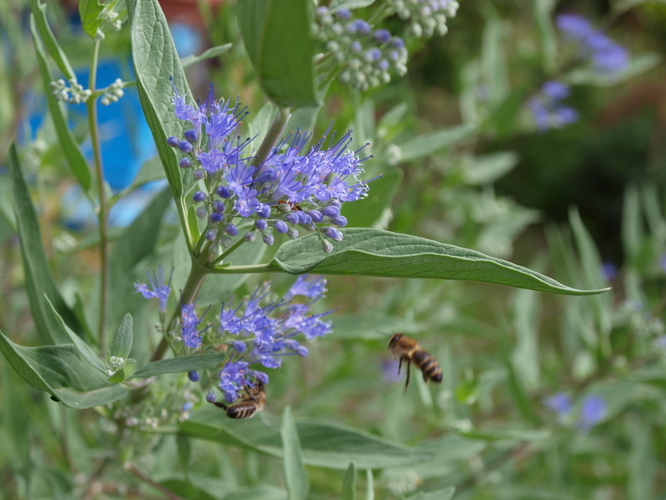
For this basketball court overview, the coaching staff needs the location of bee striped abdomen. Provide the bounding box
[412,349,443,383]
[227,402,261,419]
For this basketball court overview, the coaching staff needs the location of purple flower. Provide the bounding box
[556,14,629,75]
[381,359,403,383]
[528,81,579,132]
[134,265,173,312]
[543,392,572,418]
[601,262,618,281]
[285,275,328,300]
[182,304,207,348]
[577,394,606,431]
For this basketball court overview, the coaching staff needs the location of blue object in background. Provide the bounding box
[68,59,155,192]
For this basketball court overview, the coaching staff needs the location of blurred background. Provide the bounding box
[2,0,666,498]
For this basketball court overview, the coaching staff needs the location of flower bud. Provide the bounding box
[178,141,193,153]
[216,186,230,198]
[210,212,224,223]
[274,220,288,233]
[307,210,323,223]
[232,341,246,353]
[184,129,199,143]
[193,191,207,202]
[179,158,191,168]
[321,239,334,253]
[255,219,268,231]
[257,205,271,218]
[206,392,216,403]
[187,371,200,382]
[205,230,217,241]
[332,215,348,227]
[322,205,340,217]
[262,233,274,246]
[225,224,238,236]
[196,207,207,218]
[193,169,205,180]
[167,136,179,148]
[244,231,256,242]
[212,201,225,212]
[287,228,299,239]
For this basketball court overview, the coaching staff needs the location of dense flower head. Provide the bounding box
[181,276,333,403]
[528,80,579,132]
[556,14,629,75]
[313,7,408,90]
[169,86,371,253]
[390,0,460,38]
[134,265,173,312]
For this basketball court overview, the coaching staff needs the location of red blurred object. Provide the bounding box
[160,0,226,27]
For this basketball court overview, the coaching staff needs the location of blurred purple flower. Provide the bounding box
[556,14,629,75]
[601,262,618,281]
[659,254,666,272]
[577,394,606,431]
[382,358,403,383]
[543,392,572,418]
[528,81,579,132]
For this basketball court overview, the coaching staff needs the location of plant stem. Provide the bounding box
[210,237,246,266]
[250,107,291,168]
[124,463,188,500]
[150,247,212,362]
[87,39,108,353]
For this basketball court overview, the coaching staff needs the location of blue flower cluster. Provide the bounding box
[543,392,607,431]
[177,276,333,404]
[314,7,408,91]
[169,86,369,253]
[556,14,629,76]
[528,81,579,132]
[390,0,459,38]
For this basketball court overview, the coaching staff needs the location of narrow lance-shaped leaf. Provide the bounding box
[342,462,357,500]
[213,229,610,296]
[127,0,195,251]
[132,353,228,379]
[8,144,84,344]
[238,0,319,108]
[281,407,309,500]
[45,296,106,374]
[405,487,455,500]
[110,313,133,360]
[30,17,92,192]
[0,330,127,409]
[181,43,233,68]
[181,407,433,469]
[28,0,76,81]
[79,0,104,38]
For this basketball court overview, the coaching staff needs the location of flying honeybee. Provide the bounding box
[388,333,442,390]
[209,381,266,419]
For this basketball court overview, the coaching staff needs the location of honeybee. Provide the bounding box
[388,333,442,390]
[210,381,266,419]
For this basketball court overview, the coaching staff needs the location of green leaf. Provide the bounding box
[110,313,133,360]
[79,0,104,38]
[224,486,287,500]
[365,470,374,500]
[127,0,195,250]
[181,43,233,68]
[159,478,216,500]
[240,229,610,295]
[45,296,106,374]
[132,353,227,379]
[8,144,84,344]
[342,169,402,228]
[564,53,661,87]
[130,156,165,188]
[464,151,519,185]
[405,487,455,500]
[281,407,309,500]
[342,462,356,500]
[481,16,509,106]
[331,0,377,8]
[180,407,434,469]
[396,124,475,163]
[28,0,76,81]
[460,429,550,442]
[237,0,318,108]
[0,330,127,409]
[30,18,92,192]
[533,0,557,71]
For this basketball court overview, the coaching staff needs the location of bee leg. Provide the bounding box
[404,360,411,393]
[211,401,229,411]
[397,357,403,375]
